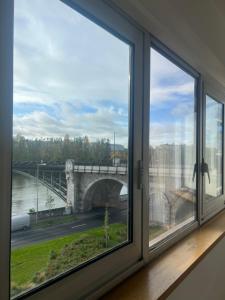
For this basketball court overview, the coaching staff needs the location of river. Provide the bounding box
[12,173,65,216]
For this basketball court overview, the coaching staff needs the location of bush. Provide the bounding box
[11,282,34,298]
[49,250,58,260]
[12,224,127,294]
[44,237,105,279]
[32,271,46,284]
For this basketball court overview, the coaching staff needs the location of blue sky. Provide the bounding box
[13,0,130,145]
[13,0,196,147]
[150,49,195,146]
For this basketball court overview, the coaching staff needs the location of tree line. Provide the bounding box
[13,134,113,165]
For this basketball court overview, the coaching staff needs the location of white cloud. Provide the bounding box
[13,0,131,145]
[150,48,195,106]
[13,0,196,148]
[171,101,195,117]
[13,102,129,146]
[150,120,195,146]
[14,0,130,106]
[150,82,195,105]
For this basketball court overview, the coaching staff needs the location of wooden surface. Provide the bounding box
[102,210,225,300]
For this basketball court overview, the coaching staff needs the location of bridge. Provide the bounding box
[65,160,128,212]
[13,161,67,201]
[12,160,194,227]
[12,160,128,213]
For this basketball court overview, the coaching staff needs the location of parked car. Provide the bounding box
[11,214,30,232]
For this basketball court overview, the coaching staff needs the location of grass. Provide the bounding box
[11,223,126,291]
[31,214,77,229]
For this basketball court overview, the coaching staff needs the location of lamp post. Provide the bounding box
[113,131,116,166]
[36,162,46,224]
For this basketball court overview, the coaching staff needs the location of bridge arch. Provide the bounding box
[82,177,127,211]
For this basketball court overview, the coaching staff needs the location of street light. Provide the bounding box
[113,131,116,166]
[36,162,46,224]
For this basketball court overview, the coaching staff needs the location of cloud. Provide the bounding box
[150,48,195,106]
[13,102,129,145]
[14,0,130,106]
[13,0,131,145]
[150,82,195,105]
[13,0,196,148]
[171,101,195,117]
[150,120,195,146]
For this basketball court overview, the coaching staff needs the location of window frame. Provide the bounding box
[201,90,225,224]
[1,0,145,299]
[147,36,201,260]
[2,0,225,299]
[0,1,14,300]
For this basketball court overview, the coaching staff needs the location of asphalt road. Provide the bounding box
[11,208,128,249]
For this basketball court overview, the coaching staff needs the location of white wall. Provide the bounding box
[167,237,225,300]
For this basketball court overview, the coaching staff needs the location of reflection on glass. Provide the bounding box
[205,95,223,198]
[149,48,196,244]
[11,0,130,297]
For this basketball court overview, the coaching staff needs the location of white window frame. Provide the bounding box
[1,0,145,299]
[146,37,201,260]
[201,88,225,224]
[2,1,225,299]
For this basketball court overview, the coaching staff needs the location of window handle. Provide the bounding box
[201,159,210,184]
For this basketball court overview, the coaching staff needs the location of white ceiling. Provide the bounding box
[112,0,225,95]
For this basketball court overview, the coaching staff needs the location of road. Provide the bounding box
[11,208,127,249]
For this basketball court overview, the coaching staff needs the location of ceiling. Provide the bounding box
[112,0,225,96]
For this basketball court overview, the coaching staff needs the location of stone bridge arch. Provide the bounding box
[82,177,127,211]
[65,160,128,213]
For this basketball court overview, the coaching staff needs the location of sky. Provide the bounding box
[13,0,196,147]
[150,49,196,146]
[13,0,130,145]
[206,95,223,150]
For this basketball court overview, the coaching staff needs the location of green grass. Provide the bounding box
[11,223,126,289]
[31,214,77,229]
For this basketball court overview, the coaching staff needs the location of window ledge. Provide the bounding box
[102,210,225,300]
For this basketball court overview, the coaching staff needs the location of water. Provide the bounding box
[12,173,65,216]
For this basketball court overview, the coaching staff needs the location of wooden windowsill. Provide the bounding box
[102,210,225,300]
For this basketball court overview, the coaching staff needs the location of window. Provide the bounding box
[203,95,224,218]
[149,47,197,246]
[8,0,143,299]
[1,1,225,299]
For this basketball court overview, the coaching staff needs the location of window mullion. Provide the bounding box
[0,1,14,299]
[142,32,150,262]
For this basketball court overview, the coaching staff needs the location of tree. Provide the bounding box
[45,193,55,216]
[104,205,109,248]
[12,135,114,165]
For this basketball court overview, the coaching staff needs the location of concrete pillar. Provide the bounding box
[65,160,79,213]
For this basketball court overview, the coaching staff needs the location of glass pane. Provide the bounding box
[12,0,130,297]
[205,95,223,199]
[149,48,196,245]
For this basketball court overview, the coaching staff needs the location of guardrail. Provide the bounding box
[72,165,128,175]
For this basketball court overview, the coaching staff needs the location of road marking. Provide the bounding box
[72,224,86,229]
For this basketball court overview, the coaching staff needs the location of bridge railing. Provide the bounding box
[73,164,128,175]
